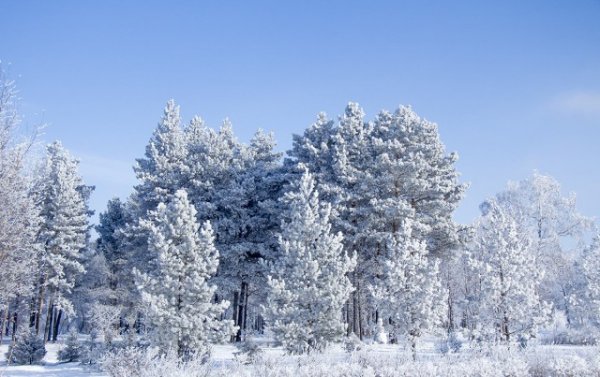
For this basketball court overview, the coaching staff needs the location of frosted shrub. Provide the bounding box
[234,340,263,364]
[344,334,363,353]
[101,347,212,377]
[5,328,46,365]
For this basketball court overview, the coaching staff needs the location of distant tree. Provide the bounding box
[581,234,600,326]
[494,172,594,325]
[265,169,356,354]
[467,201,551,344]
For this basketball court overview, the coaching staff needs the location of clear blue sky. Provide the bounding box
[1,0,599,225]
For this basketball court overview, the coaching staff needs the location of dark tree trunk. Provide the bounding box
[4,307,10,337]
[231,291,239,342]
[235,282,248,342]
[34,274,47,335]
[52,309,62,342]
[0,308,5,344]
[44,302,54,343]
[11,310,18,341]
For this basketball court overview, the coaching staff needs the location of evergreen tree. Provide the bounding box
[287,103,466,338]
[58,329,83,362]
[31,141,92,342]
[135,189,235,359]
[95,198,136,328]
[371,219,444,360]
[265,169,356,354]
[215,129,285,341]
[121,100,188,330]
[6,328,47,365]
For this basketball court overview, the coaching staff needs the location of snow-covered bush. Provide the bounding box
[58,329,84,362]
[541,326,598,346]
[344,333,363,353]
[6,328,47,365]
[79,330,110,365]
[234,340,263,364]
[101,347,212,377]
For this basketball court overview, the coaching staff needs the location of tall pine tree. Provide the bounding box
[265,169,356,354]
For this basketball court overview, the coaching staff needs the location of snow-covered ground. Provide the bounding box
[1,339,598,376]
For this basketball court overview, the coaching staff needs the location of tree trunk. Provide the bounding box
[231,291,239,342]
[11,310,18,341]
[0,308,5,344]
[345,300,352,336]
[243,284,249,332]
[352,289,359,336]
[44,301,54,343]
[357,289,363,340]
[4,307,10,337]
[52,309,62,342]
[235,282,248,342]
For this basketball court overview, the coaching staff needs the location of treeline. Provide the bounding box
[1,70,599,362]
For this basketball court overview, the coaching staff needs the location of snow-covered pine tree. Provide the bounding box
[132,100,187,212]
[120,100,188,330]
[265,168,356,354]
[184,116,285,339]
[135,189,235,359]
[468,200,551,344]
[31,141,92,342]
[58,329,83,362]
[287,103,466,338]
[371,219,444,360]
[215,129,285,341]
[94,198,137,330]
[6,328,47,365]
[369,106,467,333]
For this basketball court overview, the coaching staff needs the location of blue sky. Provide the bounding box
[1,0,599,225]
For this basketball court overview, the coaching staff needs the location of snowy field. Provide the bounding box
[2,339,600,377]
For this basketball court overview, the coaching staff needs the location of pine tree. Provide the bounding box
[58,329,83,362]
[371,219,444,359]
[265,169,356,354]
[95,198,135,328]
[121,100,188,330]
[31,141,92,342]
[6,328,47,365]
[287,103,466,338]
[215,129,285,341]
[135,189,235,359]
